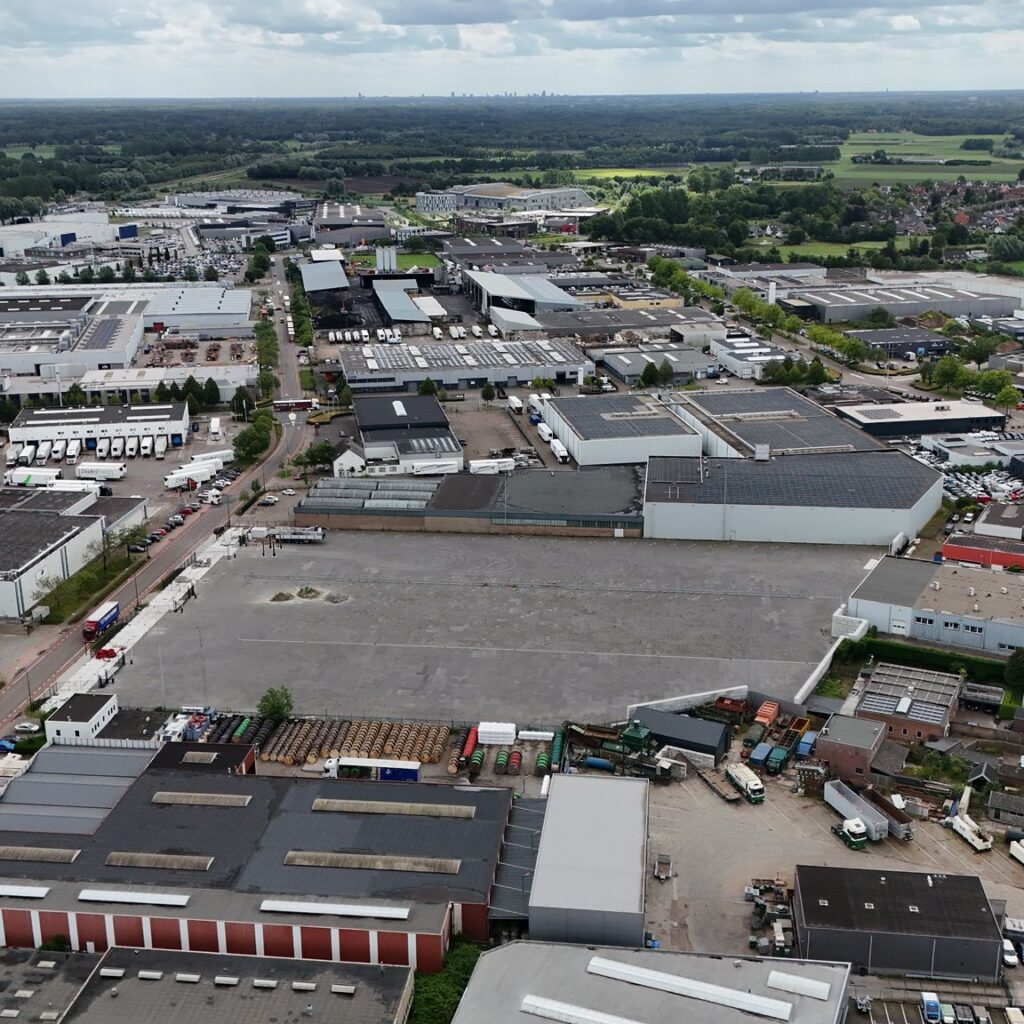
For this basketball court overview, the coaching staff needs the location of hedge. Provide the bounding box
[836,636,1007,684]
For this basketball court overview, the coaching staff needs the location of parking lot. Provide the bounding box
[118,532,872,720]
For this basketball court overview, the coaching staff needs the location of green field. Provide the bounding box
[576,166,690,179]
[832,132,1024,184]
[3,144,57,159]
[748,238,921,259]
[347,252,440,269]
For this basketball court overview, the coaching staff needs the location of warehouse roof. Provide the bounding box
[489,306,543,330]
[676,387,881,455]
[857,662,961,726]
[538,307,720,336]
[793,285,1011,312]
[603,345,710,376]
[0,295,91,315]
[845,326,947,348]
[353,395,449,432]
[147,742,255,774]
[0,949,97,1022]
[530,776,647,916]
[795,865,1000,940]
[0,487,88,514]
[11,402,188,429]
[819,714,884,751]
[372,279,432,323]
[0,512,99,576]
[144,287,251,318]
[837,400,1005,428]
[644,451,941,510]
[464,270,582,308]
[48,693,115,724]
[298,261,350,293]
[452,942,851,1024]
[631,707,729,750]
[549,395,696,441]
[65,947,411,1024]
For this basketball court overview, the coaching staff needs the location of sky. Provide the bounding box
[1,0,1022,97]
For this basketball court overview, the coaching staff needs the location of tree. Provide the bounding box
[933,354,965,390]
[960,337,997,369]
[257,369,280,399]
[638,361,660,388]
[97,266,116,283]
[257,686,293,721]
[805,358,828,385]
[918,359,935,386]
[64,383,86,407]
[233,424,270,463]
[300,439,336,468]
[203,378,221,408]
[34,269,50,286]
[78,267,95,284]
[203,264,219,281]
[338,385,353,407]
[418,377,437,396]
[480,383,495,404]
[231,386,256,419]
[1006,649,1024,690]
[153,381,170,402]
[657,359,675,386]
[183,265,199,282]
[122,262,136,281]
[14,271,28,286]
[996,385,1021,414]
[254,235,277,253]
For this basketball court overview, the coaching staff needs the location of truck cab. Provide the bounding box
[919,993,941,1024]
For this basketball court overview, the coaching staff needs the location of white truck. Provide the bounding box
[50,439,66,462]
[5,444,21,468]
[180,462,218,485]
[110,437,125,459]
[188,449,233,465]
[183,456,224,473]
[163,470,194,489]
[5,467,63,487]
[725,763,766,804]
[537,423,554,443]
[65,439,81,465]
[507,396,523,415]
[18,443,35,465]
[550,438,570,464]
[96,438,110,459]
[527,393,544,416]
[125,436,139,458]
[471,324,482,338]
[35,440,52,464]
[155,436,168,460]
[76,461,127,481]
[140,435,154,457]
[823,779,888,841]
[209,417,222,441]
[469,458,516,474]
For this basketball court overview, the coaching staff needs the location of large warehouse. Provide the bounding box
[452,943,851,1024]
[463,271,584,315]
[10,403,190,448]
[529,776,647,946]
[846,555,1024,656]
[783,284,1016,323]
[0,749,513,968]
[835,399,1006,437]
[643,451,943,545]
[541,394,702,466]
[792,865,1003,981]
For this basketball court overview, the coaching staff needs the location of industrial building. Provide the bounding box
[835,399,1006,438]
[782,284,1017,323]
[9,403,190,448]
[312,203,390,246]
[298,261,351,304]
[79,364,257,404]
[541,394,702,466]
[333,396,464,476]
[844,325,952,359]
[792,865,1003,981]
[0,313,143,376]
[711,334,791,380]
[0,753,513,967]
[643,451,943,545]
[854,661,961,742]
[942,530,1024,571]
[630,708,730,765]
[417,183,594,214]
[372,280,433,333]
[45,693,119,744]
[814,714,886,781]
[528,306,727,344]
[847,555,1024,656]
[61,947,413,1024]
[337,338,592,393]
[463,270,583,315]
[529,776,647,946]
[919,433,1023,468]
[598,344,714,386]
[452,942,851,1024]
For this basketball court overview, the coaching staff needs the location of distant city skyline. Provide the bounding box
[2,0,1022,98]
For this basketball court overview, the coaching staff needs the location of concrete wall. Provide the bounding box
[528,906,644,947]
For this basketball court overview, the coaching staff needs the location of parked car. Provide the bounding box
[168,514,185,526]
[282,488,296,496]
[189,502,201,512]
[128,543,147,553]
[14,722,39,734]
[146,533,162,543]
[177,506,194,516]
[1003,938,1019,967]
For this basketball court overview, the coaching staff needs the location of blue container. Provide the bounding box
[381,766,420,782]
[749,742,773,767]
[796,731,818,759]
[933,552,944,563]
[584,756,615,772]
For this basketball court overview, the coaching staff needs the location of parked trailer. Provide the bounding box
[507,396,523,414]
[82,600,120,641]
[949,814,993,852]
[697,767,742,803]
[183,456,224,473]
[271,527,326,544]
[34,440,52,464]
[50,439,66,462]
[823,779,888,841]
[5,445,21,468]
[1010,840,1024,867]
[550,438,570,464]
[4,467,63,487]
[188,449,234,464]
[65,439,81,465]
[725,763,765,804]
[18,444,36,465]
[125,436,139,458]
[110,437,125,459]
[469,458,516,474]
[76,461,126,481]
[155,436,168,460]
[861,788,914,840]
[140,436,154,457]
[537,423,554,443]
[96,438,110,459]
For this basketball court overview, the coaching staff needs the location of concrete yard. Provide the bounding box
[120,532,872,721]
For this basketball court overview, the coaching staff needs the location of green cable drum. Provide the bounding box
[495,750,510,775]
[535,752,551,776]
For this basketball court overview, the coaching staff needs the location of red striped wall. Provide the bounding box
[261,923,295,958]
[150,917,182,950]
[339,928,371,963]
[113,915,144,946]
[75,913,107,952]
[377,931,409,966]
[2,909,32,947]
[299,925,332,961]
[187,919,219,953]
[225,921,257,955]
[459,903,489,941]
[416,933,444,973]
[37,911,69,945]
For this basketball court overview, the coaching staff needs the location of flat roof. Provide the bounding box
[0,511,99,575]
[603,345,709,374]
[144,287,251,318]
[452,942,851,1024]
[147,742,255,774]
[819,714,885,751]
[338,338,588,376]
[550,395,696,441]
[77,314,138,352]
[795,284,1011,309]
[837,400,1005,427]
[537,307,720,335]
[299,261,350,293]
[48,693,115,724]
[644,451,940,510]
[529,776,647,916]
[11,403,188,429]
[857,662,962,725]
[0,487,89,514]
[372,280,432,323]
[845,326,947,347]
[795,864,1001,941]
[0,295,91,314]
[0,949,97,1022]
[464,270,582,308]
[676,387,882,455]
[851,555,1024,625]
[65,946,411,1024]
[354,395,448,431]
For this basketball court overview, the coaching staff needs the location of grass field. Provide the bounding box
[747,237,921,258]
[832,131,1024,184]
[347,252,440,269]
[3,144,57,159]
[576,166,690,179]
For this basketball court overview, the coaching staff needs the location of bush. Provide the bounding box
[835,635,1006,684]
[408,941,481,1024]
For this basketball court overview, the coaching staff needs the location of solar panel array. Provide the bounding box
[79,317,123,351]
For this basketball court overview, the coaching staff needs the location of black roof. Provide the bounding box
[353,396,449,432]
[0,512,99,574]
[645,451,941,510]
[631,707,728,749]
[147,741,255,774]
[795,865,1001,941]
[0,770,509,906]
[48,693,114,724]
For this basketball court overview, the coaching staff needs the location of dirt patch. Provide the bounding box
[297,586,321,600]
[270,592,294,602]
[344,174,422,194]
[323,593,351,604]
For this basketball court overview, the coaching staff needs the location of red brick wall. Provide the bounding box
[416,933,444,972]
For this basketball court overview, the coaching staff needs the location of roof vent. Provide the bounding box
[909,905,919,913]
[331,985,357,995]
[968,587,976,596]
[214,976,239,987]
[175,973,201,984]
[137,971,163,981]
[292,982,317,992]
[864,902,875,910]
[253,979,278,990]
[974,603,980,612]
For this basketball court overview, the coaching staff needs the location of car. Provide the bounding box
[146,533,162,543]
[716,377,729,385]
[13,722,39,734]
[282,488,296,496]
[177,506,194,516]
[128,544,147,553]
[258,497,275,506]
[153,528,167,536]
[168,514,185,526]
[1003,938,1019,968]
[951,514,960,522]
[262,494,279,504]
[214,479,230,489]
[189,502,201,512]
[95,647,119,660]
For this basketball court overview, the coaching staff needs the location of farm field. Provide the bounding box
[747,238,921,258]
[576,166,690,178]
[831,131,1024,184]
[347,252,440,269]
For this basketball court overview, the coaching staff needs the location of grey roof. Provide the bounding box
[452,942,851,1024]
[678,387,881,455]
[602,345,710,376]
[372,279,432,323]
[870,739,909,776]
[48,693,115,724]
[0,770,508,905]
[502,466,642,518]
[65,947,410,1024]
[536,307,719,336]
[299,261,350,293]
[631,707,729,751]
[144,287,251,318]
[845,326,947,347]
[464,270,582,309]
[354,395,448,431]
[0,295,91,314]
[988,790,1024,814]
[795,864,1001,941]
[11,402,188,429]
[529,776,647,916]
[857,662,961,726]
[644,451,941,509]
[550,395,695,441]
[0,487,87,514]
[86,495,148,530]
[0,949,97,1022]
[849,555,941,607]
[0,512,99,575]
[819,714,884,751]
[489,798,546,921]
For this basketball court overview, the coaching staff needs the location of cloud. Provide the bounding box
[0,0,1023,94]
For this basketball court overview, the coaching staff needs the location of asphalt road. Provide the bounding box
[3,253,309,727]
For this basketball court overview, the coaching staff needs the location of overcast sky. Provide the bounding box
[1,0,1021,97]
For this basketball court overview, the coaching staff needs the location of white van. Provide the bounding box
[1004,938,1019,967]
[537,423,554,443]
[433,326,443,340]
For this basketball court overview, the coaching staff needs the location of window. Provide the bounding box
[914,615,934,625]
[943,621,960,631]
[854,767,864,775]
[864,902,875,910]
[909,905,919,913]
[964,625,984,635]
[916,731,922,739]
[901,729,908,736]
[999,643,1018,652]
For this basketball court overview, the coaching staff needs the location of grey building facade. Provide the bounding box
[793,865,1003,982]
